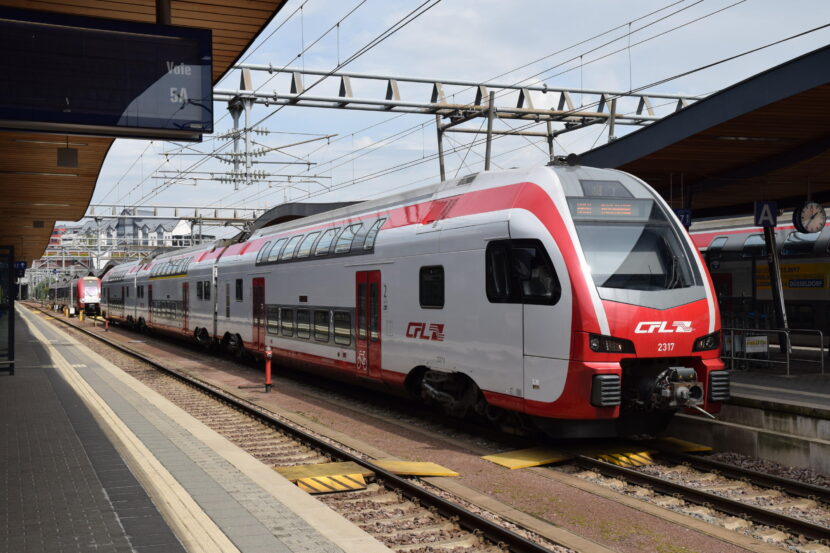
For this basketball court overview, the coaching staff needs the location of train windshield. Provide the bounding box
[568,197,698,291]
[83,281,100,296]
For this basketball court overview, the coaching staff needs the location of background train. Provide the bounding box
[102,164,729,437]
[50,275,101,316]
[692,218,830,345]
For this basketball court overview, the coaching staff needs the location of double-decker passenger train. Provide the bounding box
[102,164,729,437]
[52,275,101,316]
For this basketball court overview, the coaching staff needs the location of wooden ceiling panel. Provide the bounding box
[0,0,286,263]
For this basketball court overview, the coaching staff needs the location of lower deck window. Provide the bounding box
[314,311,330,342]
[296,309,311,339]
[280,308,294,336]
[333,311,351,345]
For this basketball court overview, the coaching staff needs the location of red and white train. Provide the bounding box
[52,275,102,316]
[102,164,729,437]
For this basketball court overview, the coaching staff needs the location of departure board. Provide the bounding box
[0,7,212,141]
[567,198,654,221]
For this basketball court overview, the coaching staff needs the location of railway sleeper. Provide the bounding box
[368,520,458,538]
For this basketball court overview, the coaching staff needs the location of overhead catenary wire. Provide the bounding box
[228,21,830,209]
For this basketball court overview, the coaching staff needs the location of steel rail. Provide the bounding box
[575,455,830,542]
[659,451,830,504]
[36,307,560,553]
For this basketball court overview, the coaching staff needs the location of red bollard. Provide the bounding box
[265,347,272,392]
[104,319,109,332]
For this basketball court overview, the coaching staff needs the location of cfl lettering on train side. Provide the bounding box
[405,322,445,341]
[634,321,694,334]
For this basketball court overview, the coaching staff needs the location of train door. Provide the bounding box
[252,278,265,350]
[148,285,153,324]
[355,271,382,379]
[182,282,189,332]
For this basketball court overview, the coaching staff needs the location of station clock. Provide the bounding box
[793,201,826,234]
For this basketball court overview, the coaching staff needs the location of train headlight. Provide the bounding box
[693,331,720,352]
[588,333,635,354]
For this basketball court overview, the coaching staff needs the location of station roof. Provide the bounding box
[579,45,830,220]
[0,0,287,263]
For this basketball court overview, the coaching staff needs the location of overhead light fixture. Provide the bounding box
[57,137,78,168]
[715,136,786,142]
[13,138,88,146]
[13,202,71,207]
[0,170,78,177]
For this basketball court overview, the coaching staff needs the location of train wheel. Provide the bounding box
[225,333,245,358]
[196,328,211,348]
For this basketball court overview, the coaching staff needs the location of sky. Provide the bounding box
[88,0,830,234]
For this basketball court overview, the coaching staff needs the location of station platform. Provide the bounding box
[730,369,830,415]
[2,304,390,553]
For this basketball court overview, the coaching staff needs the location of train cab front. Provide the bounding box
[533,168,730,438]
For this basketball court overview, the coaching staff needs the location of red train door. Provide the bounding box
[355,271,382,379]
[182,282,189,332]
[252,278,265,350]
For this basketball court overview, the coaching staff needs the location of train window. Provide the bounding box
[235,279,243,301]
[203,281,211,300]
[256,241,272,264]
[579,180,632,198]
[333,312,351,345]
[363,218,386,250]
[315,227,340,256]
[486,242,514,302]
[335,223,364,254]
[126,287,129,298]
[512,241,560,305]
[297,232,321,258]
[266,238,288,262]
[741,234,766,258]
[225,283,230,317]
[266,306,280,335]
[197,281,203,300]
[314,310,330,342]
[485,240,560,305]
[782,231,819,256]
[706,236,728,259]
[280,308,294,337]
[281,235,304,260]
[296,310,311,339]
[419,266,444,308]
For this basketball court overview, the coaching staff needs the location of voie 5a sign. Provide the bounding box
[0,7,213,141]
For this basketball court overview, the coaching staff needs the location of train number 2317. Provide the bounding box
[657,342,675,352]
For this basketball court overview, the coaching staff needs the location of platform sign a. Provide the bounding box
[754,201,778,228]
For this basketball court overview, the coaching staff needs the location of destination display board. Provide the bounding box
[0,7,212,141]
[567,197,655,221]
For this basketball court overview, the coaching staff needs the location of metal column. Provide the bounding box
[435,114,446,181]
[763,226,790,353]
[484,91,495,171]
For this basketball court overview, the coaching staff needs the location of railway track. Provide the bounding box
[569,451,830,544]
[33,306,572,553]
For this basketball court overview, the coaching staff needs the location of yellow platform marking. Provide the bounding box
[650,437,713,454]
[297,473,366,494]
[482,446,573,469]
[373,460,459,477]
[275,461,372,483]
[43,316,54,320]
[597,451,654,467]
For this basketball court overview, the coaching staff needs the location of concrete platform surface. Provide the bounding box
[6,305,392,553]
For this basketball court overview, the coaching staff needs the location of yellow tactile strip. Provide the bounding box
[297,474,367,494]
[482,446,573,469]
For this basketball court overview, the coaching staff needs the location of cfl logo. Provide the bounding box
[634,321,693,334]
[406,322,445,341]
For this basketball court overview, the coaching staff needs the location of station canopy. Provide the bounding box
[579,45,830,220]
[0,0,287,264]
